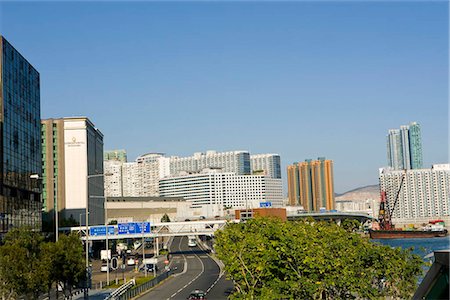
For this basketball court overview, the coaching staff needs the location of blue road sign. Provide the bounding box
[260,202,272,208]
[89,226,115,236]
[118,222,150,234]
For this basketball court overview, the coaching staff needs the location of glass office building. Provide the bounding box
[0,36,42,233]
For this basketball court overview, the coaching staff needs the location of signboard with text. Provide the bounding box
[118,222,150,235]
[259,202,272,208]
[89,226,115,236]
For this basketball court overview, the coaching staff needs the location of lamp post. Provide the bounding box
[85,173,107,299]
[30,174,57,241]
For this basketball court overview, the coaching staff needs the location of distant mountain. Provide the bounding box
[336,185,380,202]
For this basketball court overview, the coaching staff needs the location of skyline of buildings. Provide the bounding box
[0,36,42,233]
[387,122,423,171]
[287,157,335,211]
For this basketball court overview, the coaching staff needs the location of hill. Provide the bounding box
[336,185,380,202]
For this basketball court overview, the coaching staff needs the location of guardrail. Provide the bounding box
[117,271,172,300]
[105,279,135,300]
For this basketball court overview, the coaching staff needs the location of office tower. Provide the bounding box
[250,154,282,179]
[287,157,335,211]
[379,164,449,222]
[387,122,423,170]
[42,117,104,226]
[159,169,283,211]
[104,149,127,162]
[169,150,251,176]
[0,36,42,233]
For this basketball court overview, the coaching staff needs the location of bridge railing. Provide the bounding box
[116,271,172,300]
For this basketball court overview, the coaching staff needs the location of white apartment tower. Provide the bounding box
[379,164,450,223]
[159,169,283,213]
[170,150,251,176]
[250,154,281,178]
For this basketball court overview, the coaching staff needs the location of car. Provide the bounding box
[140,263,158,272]
[127,257,135,266]
[187,289,207,300]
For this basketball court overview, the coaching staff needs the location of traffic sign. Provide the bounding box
[111,257,118,270]
[89,225,115,236]
[260,202,272,208]
[118,222,150,235]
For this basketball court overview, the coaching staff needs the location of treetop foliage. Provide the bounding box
[215,217,423,299]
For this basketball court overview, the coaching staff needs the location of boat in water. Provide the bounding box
[369,172,448,239]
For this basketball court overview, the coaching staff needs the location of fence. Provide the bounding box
[117,271,171,300]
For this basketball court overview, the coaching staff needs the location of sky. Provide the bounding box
[0,1,448,194]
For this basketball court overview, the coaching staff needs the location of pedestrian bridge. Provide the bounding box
[64,211,375,241]
[66,220,230,241]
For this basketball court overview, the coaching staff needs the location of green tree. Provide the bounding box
[161,213,171,222]
[52,233,86,298]
[215,217,423,299]
[0,227,47,299]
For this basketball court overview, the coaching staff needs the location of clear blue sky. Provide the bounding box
[0,1,448,193]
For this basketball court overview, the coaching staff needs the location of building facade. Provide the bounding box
[379,164,450,222]
[169,150,251,176]
[387,122,423,170]
[104,160,123,197]
[42,117,104,226]
[159,169,283,215]
[0,36,42,233]
[250,154,281,179]
[104,149,127,162]
[287,157,335,211]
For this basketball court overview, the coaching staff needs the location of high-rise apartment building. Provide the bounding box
[104,149,127,162]
[104,160,123,197]
[287,157,335,211]
[42,117,104,226]
[104,152,167,197]
[387,122,423,170]
[0,36,42,233]
[170,150,251,176]
[159,169,283,213]
[379,164,449,222]
[250,154,281,179]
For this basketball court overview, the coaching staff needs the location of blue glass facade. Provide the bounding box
[0,36,42,233]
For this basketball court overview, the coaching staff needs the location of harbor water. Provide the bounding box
[371,236,449,283]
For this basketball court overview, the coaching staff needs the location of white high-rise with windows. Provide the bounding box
[170,150,251,176]
[379,164,450,223]
[159,169,283,213]
[104,160,123,197]
[250,154,281,178]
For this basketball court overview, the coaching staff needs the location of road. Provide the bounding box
[138,236,233,300]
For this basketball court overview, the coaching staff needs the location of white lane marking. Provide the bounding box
[200,255,208,258]
[168,242,205,299]
[186,256,195,258]
[196,238,227,294]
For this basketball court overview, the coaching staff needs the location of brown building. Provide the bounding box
[287,157,335,211]
[235,207,287,221]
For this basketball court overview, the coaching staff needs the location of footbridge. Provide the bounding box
[66,220,231,241]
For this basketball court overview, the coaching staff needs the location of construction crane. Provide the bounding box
[377,170,406,230]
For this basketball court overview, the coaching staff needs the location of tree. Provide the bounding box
[0,227,47,299]
[161,213,171,222]
[215,217,423,299]
[52,233,86,298]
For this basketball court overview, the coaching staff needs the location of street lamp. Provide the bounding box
[85,172,113,288]
[30,174,58,241]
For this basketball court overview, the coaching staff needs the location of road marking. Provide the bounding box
[168,239,205,299]
[200,255,208,258]
[186,255,195,258]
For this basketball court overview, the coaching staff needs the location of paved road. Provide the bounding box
[138,236,232,300]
